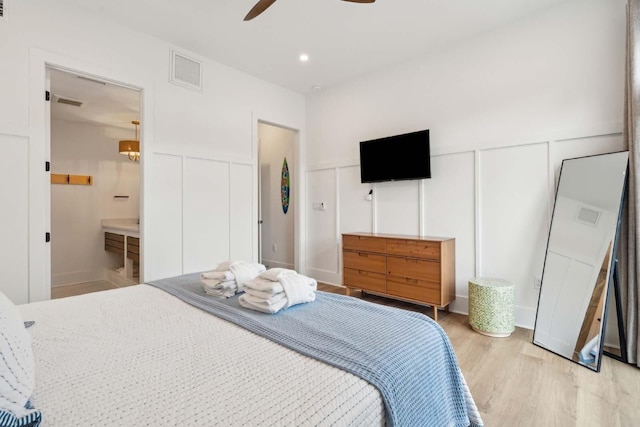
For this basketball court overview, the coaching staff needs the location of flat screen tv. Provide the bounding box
[359,129,431,183]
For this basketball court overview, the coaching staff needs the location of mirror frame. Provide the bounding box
[532,151,629,372]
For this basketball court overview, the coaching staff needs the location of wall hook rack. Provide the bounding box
[51,174,93,185]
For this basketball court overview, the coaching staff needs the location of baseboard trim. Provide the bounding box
[260,259,294,270]
[52,270,105,287]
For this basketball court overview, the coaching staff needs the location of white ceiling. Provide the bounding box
[50,0,571,128]
[60,0,571,94]
[50,69,140,129]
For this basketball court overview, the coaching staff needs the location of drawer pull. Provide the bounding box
[358,253,369,257]
[407,278,418,284]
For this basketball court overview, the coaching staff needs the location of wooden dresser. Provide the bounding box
[342,232,455,320]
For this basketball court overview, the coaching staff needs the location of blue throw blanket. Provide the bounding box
[147,274,483,427]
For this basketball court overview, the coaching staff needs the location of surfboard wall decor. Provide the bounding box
[281,157,290,214]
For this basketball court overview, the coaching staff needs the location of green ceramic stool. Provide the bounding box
[468,277,515,337]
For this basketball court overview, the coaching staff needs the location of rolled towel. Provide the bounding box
[229,262,266,292]
[279,273,317,309]
[243,277,284,295]
[238,294,288,314]
[201,270,235,281]
[260,268,296,282]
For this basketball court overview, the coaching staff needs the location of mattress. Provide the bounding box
[19,285,384,426]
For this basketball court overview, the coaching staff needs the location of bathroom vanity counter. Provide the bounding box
[101,218,140,236]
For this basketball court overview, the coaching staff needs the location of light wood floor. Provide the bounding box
[318,284,640,427]
[51,280,133,299]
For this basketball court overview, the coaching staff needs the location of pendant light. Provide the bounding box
[119,120,140,162]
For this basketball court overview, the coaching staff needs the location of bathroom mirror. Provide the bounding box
[533,151,628,372]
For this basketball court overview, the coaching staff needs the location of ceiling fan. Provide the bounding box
[244,0,376,21]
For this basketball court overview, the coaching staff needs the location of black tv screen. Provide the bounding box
[359,129,431,183]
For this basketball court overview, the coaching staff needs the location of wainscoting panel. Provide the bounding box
[338,166,372,236]
[0,134,28,304]
[422,151,476,308]
[183,157,230,274]
[479,143,550,327]
[376,179,420,235]
[306,169,338,282]
[146,153,183,281]
[553,134,625,184]
[230,163,254,263]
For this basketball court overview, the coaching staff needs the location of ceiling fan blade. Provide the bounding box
[244,0,278,21]
[342,0,376,3]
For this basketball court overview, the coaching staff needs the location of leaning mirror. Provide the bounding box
[533,151,629,371]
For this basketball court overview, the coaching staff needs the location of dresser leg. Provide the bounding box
[433,306,438,321]
[345,287,351,296]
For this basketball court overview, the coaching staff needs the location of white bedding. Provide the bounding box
[19,285,384,426]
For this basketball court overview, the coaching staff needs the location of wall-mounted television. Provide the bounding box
[359,129,431,183]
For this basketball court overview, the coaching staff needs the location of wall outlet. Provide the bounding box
[533,276,542,289]
[272,243,277,252]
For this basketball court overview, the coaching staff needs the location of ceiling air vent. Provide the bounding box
[55,95,83,108]
[575,206,601,227]
[0,0,6,21]
[170,49,203,92]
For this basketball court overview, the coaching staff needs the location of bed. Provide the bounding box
[9,273,483,426]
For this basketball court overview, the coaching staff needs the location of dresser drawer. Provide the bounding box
[343,251,386,274]
[386,239,440,260]
[343,234,386,254]
[386,277,441,305]
[344,268,386,293]
[387,256,440,282]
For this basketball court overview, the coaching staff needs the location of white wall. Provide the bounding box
[304,0,626,328]
[50,120,140,286]
[259,123,295,269]
[0,0,305,303]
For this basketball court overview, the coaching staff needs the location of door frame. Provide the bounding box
[257,123,297,269]
[29,48,154,302]
[252,116,304,273]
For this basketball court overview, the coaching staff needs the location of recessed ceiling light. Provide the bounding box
[312,84,322,90]
[299,53,309,62]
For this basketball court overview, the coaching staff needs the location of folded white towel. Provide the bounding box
[229,262,267,292]
[242,292,286,307]
[243,277,284,295]
[260,268,296,282]
[201,270,235,281]
[204,287,237,299]
[279,273,317,309]
[201,279,236,290]
[244,287,282,300]
[238,294,288,314]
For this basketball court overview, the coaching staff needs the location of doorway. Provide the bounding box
[258,122,296,270]
[48,68,142,298]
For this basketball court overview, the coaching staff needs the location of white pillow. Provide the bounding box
[0,291,34,417]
